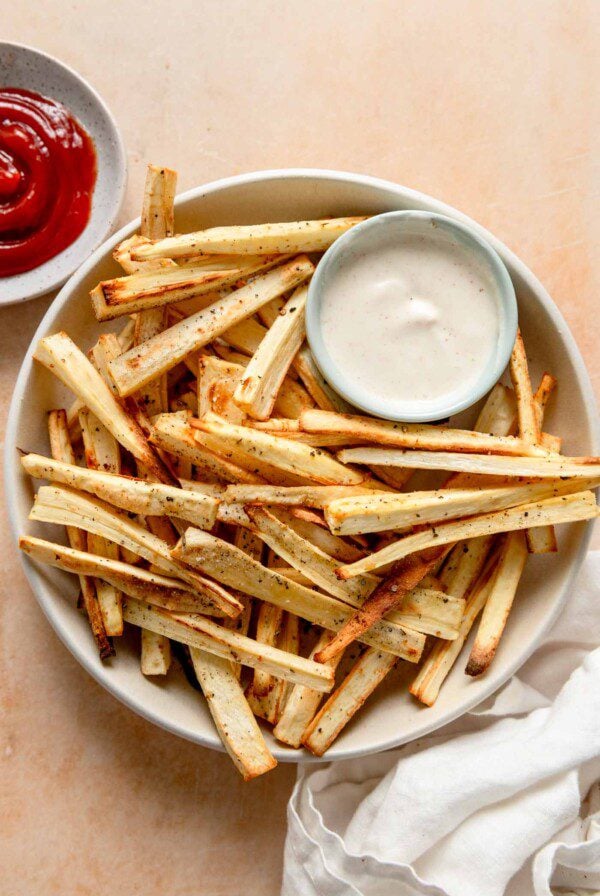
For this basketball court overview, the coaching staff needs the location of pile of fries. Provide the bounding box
[19,164,600,779]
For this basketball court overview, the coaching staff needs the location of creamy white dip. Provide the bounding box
[319,229,501,409]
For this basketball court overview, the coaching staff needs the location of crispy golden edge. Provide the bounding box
[465,531,528,676]
[108,256,315,398]
[302,647,398,756]
[300,409,550,458]
[46,410,114,659]
[336,491,599,578]
[172,528,426,661]
[190,649,277,779]
[123,599,334,692]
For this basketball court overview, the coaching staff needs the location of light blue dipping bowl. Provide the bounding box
[306,210,518,422]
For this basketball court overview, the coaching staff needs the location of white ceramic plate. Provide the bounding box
[0,42,126,305]
[5,169,598,763]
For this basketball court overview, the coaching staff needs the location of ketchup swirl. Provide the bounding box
[0,88,97,277]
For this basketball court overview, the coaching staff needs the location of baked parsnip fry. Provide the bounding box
[141,163,177,239]
[198,356,313,424]
[303,647,398,756]
[220,316,266,355]
[222,483,380,508]
[34,332,174,484]
[337,447,600,479]
[410,555,500,705]
[249,611,301,726]
[308,539,496,741]
[91,267,245,321]
[275,612,301,722]
[172,529,426,661]
[113,234,176,274]
[191,414,366,485]
[273,630,344,748]
[225,281,348,415]
[46,410,113,659]
[242,289,350,414]
[135,162,176,673]
[316,545,450,664]
[527,372,560,552]
[337,491,599,578]
[132,309,170,420]
[246,506,378,604]
[248,602,284,700]
[245,507,463,639]
[140,630,171,676]
[177,253,284,272]
[324,477,600,536]
[233,285,308,420]
[22,454,219,530]
[19,536,216,613]
[300,409,549,458]
[30,485,242,618]
[223,527,263,678]
[130,217,367,261]
[465,531,528,676]
[243,418,364,444]
[123,599,334,692]
[274,508,365,562]
[79,407,124,636]
[194,426,311,487]
[509,329,540,446]
[247,609,299,725]
[190,649,277,780]
[198,356,247,424]
[131,167,178,444]
[150,412,266,484]
[533,373,558,432]
[293,346,354,413]
[66,317,136,441]
[506,332,559,551]
[96,255,284,323]
[474,383,517,436]
[108,256,315,397]
[438,535,496,599]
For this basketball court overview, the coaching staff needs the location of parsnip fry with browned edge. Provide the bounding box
[190,649,277,779]
[300,409,549,457]
[303,647,398,756]
[108,256,314,397]
[172,528,425,661]
[34,332,174,484]
[337,491,598,578]
[123,599,334,691]
[130,217,367,261]
[234,285,308,420]
[45,410,113,659]
[465,531,528,676]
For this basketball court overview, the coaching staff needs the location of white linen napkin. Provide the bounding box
[282,551,600,896]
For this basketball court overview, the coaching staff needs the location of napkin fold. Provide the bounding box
[282,552,600,896]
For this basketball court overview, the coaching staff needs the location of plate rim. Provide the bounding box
[0,40,127,306]
[5,167,599,763]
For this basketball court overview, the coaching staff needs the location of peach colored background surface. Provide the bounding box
[1,3,598,894]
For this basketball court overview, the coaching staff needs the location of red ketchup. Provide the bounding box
[0,88,97,277]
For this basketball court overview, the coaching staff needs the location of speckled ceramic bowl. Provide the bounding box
[5,169,599,763]
[0,43,126,305]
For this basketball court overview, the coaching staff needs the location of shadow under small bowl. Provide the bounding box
[306,211,518,422]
